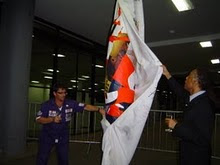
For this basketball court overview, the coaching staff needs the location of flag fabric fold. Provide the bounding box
[101,0,162,164]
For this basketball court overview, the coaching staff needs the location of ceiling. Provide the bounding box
[33,0,220,87]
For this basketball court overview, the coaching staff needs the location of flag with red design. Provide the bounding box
[101,0,162,164]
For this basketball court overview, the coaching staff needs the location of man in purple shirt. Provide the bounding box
[36,83,105,165]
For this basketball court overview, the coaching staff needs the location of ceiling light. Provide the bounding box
[47,69,59,72]
[78,78,87,81]
[42,72,53,75]
[31,80,39,83]
[52,54,66,58]
[70,79,77,82]
[68,87,73,89]
[200,41,212,48]
[95,64,104,68]
[211,59,220,64]
[81,75,90,79]
[171,0,194,12]
[218,71,220,74]
[44,76,53,79]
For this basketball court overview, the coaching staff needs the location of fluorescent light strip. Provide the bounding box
[31,80,39,83]
[211,59,220,64]
[47,69,59,72]
[78,78,87,81]
[81,75,90,79]
[52,54,66,58]
[171,0,194,12]
[95,64,104,68]
[200,41,212,48]
[42,72,53,75]
[44,76,53,79]
[70,80,77,83]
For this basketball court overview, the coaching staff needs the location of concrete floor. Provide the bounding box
[0,142,220,165]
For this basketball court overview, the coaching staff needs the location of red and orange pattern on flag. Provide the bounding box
[101,1,162,164]
[105,7,135,124]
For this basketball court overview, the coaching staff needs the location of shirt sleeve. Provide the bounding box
[70,100,86,113]
[36,103,48,120]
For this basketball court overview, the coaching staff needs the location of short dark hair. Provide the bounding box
[196,68,210,90]
[52,83,67,92]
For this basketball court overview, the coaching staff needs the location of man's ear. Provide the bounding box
[193,78,200,87]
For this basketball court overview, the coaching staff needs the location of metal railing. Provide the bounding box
[27,102,103,142]
[27,103,220,159]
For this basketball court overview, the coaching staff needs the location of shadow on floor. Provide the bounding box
[0,142,219,165]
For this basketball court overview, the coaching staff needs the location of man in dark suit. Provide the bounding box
[162,65,215,165]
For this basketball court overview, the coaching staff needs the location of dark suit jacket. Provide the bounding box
[168,77,215,165]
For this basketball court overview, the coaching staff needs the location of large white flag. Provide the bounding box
[101,0,162,164]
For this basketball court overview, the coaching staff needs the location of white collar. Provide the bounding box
[190,90,206,102]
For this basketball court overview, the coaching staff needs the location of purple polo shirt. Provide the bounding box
[36,99,85,144]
